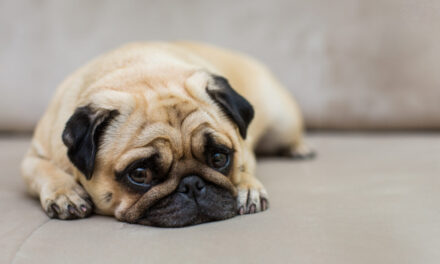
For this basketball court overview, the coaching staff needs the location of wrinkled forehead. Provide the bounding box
[113,110,234,173]
[96,70,235,162]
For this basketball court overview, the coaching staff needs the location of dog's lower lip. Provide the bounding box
[137,214,218,228]
[139,203,236,227]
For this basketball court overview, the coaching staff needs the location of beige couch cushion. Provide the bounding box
[1,0,440,131]
[2,134,440,263]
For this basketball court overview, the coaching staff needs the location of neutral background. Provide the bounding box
[1,0,440,131]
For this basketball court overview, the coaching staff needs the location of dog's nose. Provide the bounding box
[178,175,206,198]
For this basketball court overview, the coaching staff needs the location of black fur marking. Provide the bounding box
[203,133,234,176]
[206,75,254,139]
[114,155,165,194]
[62,106,118,180]
[138,179,236,227]
[104,192,113,203]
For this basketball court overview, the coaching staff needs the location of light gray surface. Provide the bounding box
[1,134,440,264]
[1,0,440,130]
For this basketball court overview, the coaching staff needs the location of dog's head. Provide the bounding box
[61,70,254,227]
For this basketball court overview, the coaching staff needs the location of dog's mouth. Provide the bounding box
[136,176,237,227]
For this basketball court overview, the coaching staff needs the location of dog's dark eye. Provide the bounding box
[127,167,153,186]
[209,152,229,169]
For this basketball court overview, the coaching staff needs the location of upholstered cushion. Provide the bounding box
[2,134,439,263]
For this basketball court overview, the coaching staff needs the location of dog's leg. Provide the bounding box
[233,149,269,215]
[254,90,315,159]
[21,152,93,219]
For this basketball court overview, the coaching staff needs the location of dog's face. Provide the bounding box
[61,69,254,227]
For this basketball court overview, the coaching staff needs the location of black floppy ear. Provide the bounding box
[62,106,118,180]
[206,75,254,139]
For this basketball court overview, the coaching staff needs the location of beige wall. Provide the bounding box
[1,0,440,131]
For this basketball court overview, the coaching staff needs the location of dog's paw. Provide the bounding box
[236,180,269,215]
[41,184,93,220]
[290,143,316,160]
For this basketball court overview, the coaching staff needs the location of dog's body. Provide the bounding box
[21,42,312,227]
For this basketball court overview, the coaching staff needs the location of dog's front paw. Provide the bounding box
[236,179,269,215]
[41,183,93,220]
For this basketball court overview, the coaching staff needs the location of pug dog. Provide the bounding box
[21,42,313,227]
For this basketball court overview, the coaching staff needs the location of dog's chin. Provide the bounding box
[136,184,237,227]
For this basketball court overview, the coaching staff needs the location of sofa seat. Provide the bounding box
[1,134,439,264]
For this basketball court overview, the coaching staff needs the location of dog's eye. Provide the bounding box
[128,167,153,186]
[209,152,229,169]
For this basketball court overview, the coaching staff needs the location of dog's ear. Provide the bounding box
[62,106,118,180]
[206,75,254,139]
